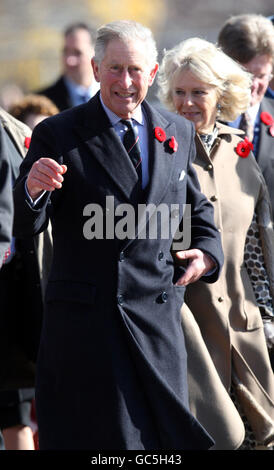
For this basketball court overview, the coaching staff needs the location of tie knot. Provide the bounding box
[120,119,133,131]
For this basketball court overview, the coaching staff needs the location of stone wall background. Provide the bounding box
[0,0,273,107]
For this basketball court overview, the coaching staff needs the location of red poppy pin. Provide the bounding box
[154,127,178,153]
[168,136,178,153]
[260,111,274,137]
[24,136,31,149]
[154,127,166,142]
[236,137,254,158]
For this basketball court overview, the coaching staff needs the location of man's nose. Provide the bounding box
[65,55,79,67]
[119,70,132,87]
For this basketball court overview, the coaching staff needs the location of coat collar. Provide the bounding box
[195,121,245,163]
[215,121,245,137]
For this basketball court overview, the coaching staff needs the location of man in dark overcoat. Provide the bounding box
[13,20,224,450]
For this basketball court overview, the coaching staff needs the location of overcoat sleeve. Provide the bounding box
[13,119,60,238]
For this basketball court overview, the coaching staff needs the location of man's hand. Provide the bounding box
[26,158,67,200]
[175,249,216,286]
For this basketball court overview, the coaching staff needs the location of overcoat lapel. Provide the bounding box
[257,99,273,171]
[143,101,177,207]
[135,101,177,240]
[74,93,138,203]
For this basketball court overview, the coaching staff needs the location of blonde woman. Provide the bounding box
[158,37,274,449]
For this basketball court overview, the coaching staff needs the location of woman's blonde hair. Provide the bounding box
[157,37,252,121]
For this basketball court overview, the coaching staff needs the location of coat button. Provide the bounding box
[206,164,213,171]
[119,252,125,262]
[158,251,164,261]
[161,291,168,303]
[210,195,218,202]
[117,294,124,305]
[218,296,224,302]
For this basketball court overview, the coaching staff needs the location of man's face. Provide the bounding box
[63,29,94,85]
[92,38,158,119]
[242,54,273,106]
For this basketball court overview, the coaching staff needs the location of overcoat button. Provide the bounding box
[218,296,224,302]
[161,291,168,303]
[117,294,124,305]
[210,195,218,202]
[158,251,164,261]
[119,252,125,261]
[206,164,213,171]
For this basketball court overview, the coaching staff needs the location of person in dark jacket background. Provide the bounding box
[37,22,99,111]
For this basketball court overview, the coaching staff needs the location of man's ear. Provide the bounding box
[148,63,159,87]
[91,58,100,82]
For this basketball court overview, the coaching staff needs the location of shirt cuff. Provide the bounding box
[25,180,46,207]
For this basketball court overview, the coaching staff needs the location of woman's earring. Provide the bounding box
[216,103,221,116]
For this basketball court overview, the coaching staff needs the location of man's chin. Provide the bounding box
[250,94,263,107]
[114,106,136,119]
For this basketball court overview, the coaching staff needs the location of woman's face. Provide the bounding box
[171,68,219,134]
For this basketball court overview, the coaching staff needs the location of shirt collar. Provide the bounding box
[64,76,97,98]
[99,93,144,126]
[246,102,260,125]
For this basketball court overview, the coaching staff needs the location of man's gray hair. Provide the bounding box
[94,20,158,65]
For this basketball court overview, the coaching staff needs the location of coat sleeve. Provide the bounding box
[0,125,14,266]
[13,120,60,239]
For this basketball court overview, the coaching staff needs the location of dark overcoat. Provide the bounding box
[13,93,224,450]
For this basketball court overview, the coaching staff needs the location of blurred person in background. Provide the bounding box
[0,107,42,450]
[37,22,99,111]
[265,15,274,99]
[158,37,274,449]
[218,14,274,221]
[0,96,57,450]
[0,119,16,450]
[9,94,59,131]
[0,123,14,268]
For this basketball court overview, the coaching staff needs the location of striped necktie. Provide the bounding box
[120,119,142,185]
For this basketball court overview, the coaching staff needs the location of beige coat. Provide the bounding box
[181,122,274,447]
[0,107,52,294]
